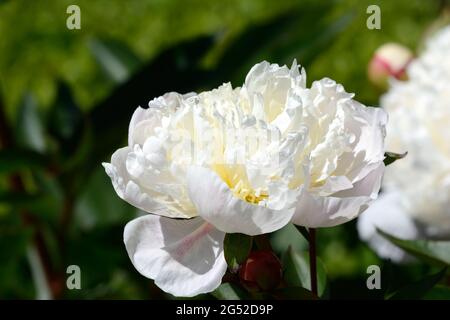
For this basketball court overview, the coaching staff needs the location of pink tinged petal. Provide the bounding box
[186,166,295,236]
[124,215,227,297]
[357,192,419,263]
[292,163,384,228]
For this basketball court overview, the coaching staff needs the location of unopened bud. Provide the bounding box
[368,43,413,89]
[239,251,282,291]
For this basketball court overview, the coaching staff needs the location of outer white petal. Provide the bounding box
[128,107,148,146]
[357,192,419,263]
[124,214,227,297]
[292,163,384,227]
[333,105,388,184]
[103,147,192,218]
[352,105,388,164]
[186,166,295,236]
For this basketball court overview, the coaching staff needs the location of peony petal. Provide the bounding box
[357,192,419,263]
[103,147,194,218]
[333,162,384,199]
[353,105,387,163]
[128,107,147,146]
[124,214,227,297]
[332,105,387,185]
[186,166,295,235]
[292,163,384,227]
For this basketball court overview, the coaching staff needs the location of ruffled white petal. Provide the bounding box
[292,162,384,227]
[186,166,295,235]
[103,147,195,218]
[124,214,227,297]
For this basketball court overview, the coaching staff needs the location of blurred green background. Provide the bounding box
[0,0,446,299]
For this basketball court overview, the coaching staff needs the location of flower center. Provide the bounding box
[233,180,269,204]
[212,164,269,205]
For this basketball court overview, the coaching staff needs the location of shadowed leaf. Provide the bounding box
[378,229,450,266]
[387,268,447,300]
[224,233,253,272]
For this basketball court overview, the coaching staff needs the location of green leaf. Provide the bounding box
[47,83,83,143]
[88,37,141,83]
[294,225,310,242]
[270,223,308,256]
[273,287,317,300]
[214,4,353,84]
[212,283,248,300]
[424,285,450,300]
[0,191,41,206]
[15,94,46,153]
[0,149,47,174]
[64,226,128,292]
[283,246,327,297]
[384,151,407,166]
[387,268,447,300]
[74,168,137,230]
[27,170,64,222]
[378,229,450,266]
[223,233,253,272]
[0,217,34,298]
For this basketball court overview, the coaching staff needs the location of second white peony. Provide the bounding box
[358,25,450,263]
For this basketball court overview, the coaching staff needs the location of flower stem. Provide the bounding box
[309,228,318,296]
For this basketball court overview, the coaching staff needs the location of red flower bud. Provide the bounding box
[239,251,282,291]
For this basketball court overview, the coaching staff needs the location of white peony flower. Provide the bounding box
[104,61,387,296]
[358,25,450,262]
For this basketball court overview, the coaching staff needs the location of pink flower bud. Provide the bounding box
[239,251,282,291]
[368,43,413,89]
